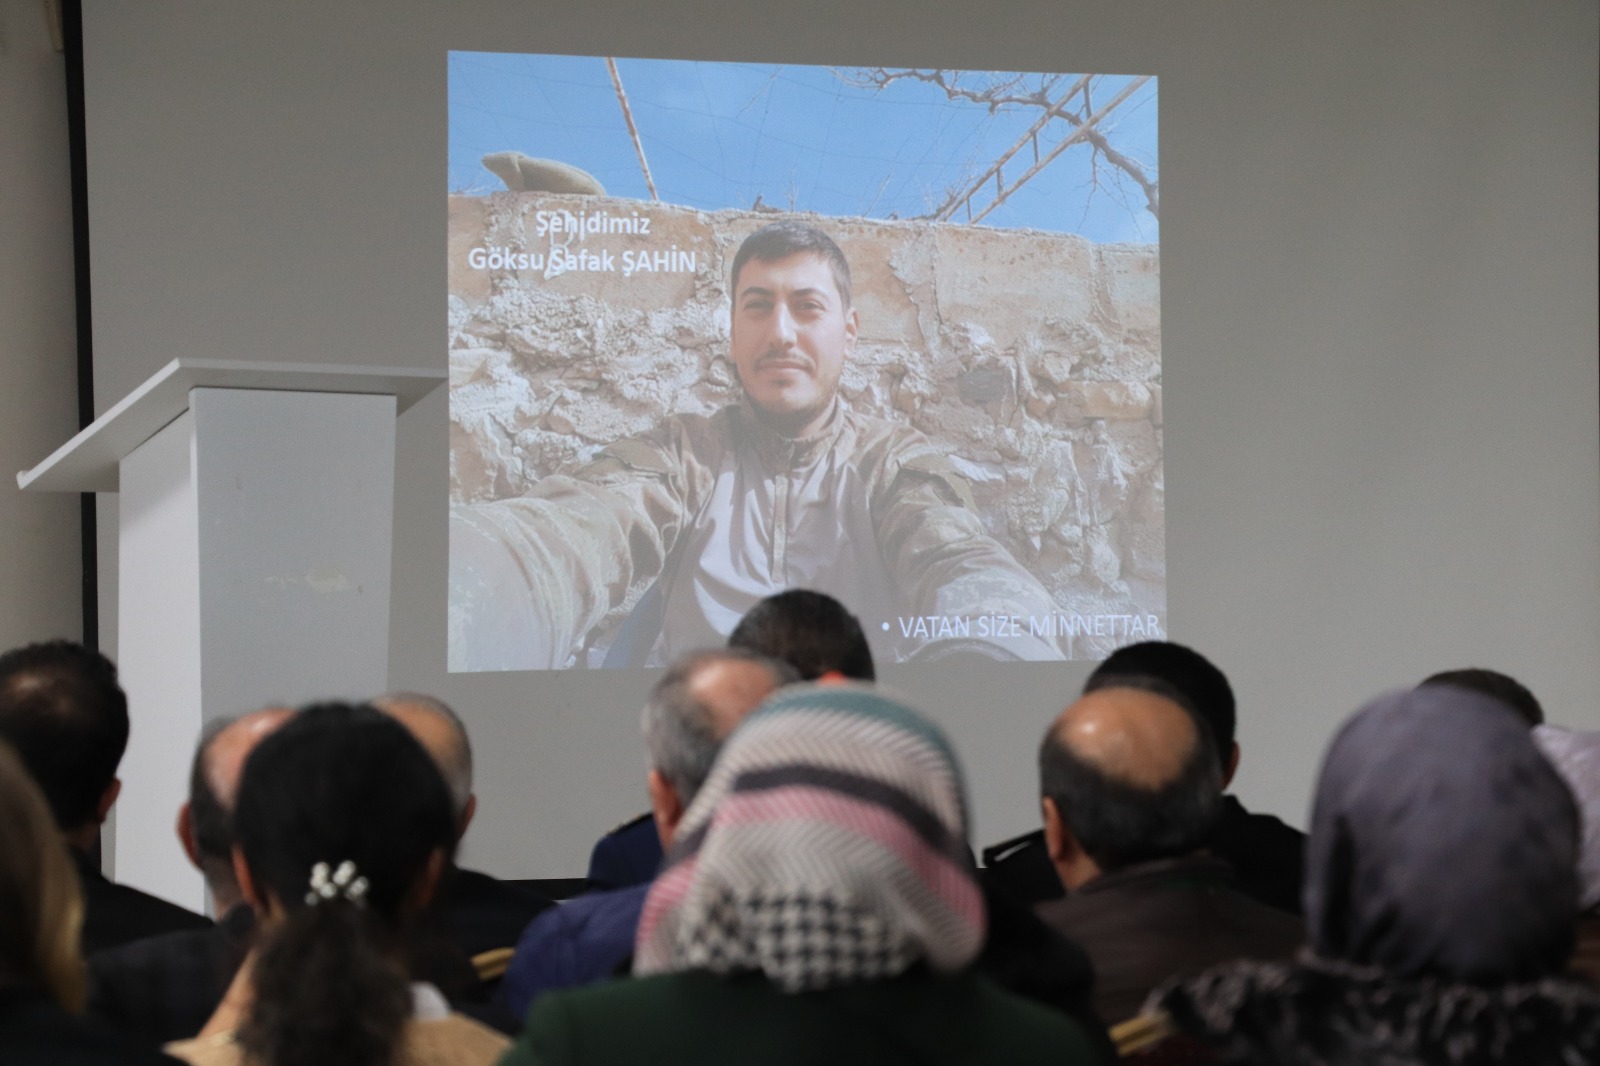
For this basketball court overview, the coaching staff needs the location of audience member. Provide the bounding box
[373,692,555,965]
[501,684,1101,1066]
[1152,686,1600,1064]
[726,587,877,681]
[583,588,872,890]
[1419,665,1545,726]
[0,740,180,1065]
[166,703,507,1066]
[1035,678,1302,1023]
[87,708,292,1045]
[1535,724,1600,983]
[498,649,792,1020]
[0,641,210,954]
[985,641,1307,915]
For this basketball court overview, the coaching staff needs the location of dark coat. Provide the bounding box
[86,903,252,1046]
[71,848,212,957]
[0,986,183,1065]
[1036,855,1304,1024]
[431,865,556,960]
[497,882,649,1021]
[500,968,1104,1066]
[584,813,662,892]
[982,798,1308,917]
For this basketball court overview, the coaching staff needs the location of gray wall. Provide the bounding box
[0,2,81,650]
[45,0,1600,878]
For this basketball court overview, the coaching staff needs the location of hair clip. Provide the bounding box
[304,859,370,906]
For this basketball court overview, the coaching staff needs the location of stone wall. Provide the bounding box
[448,194,1163,657]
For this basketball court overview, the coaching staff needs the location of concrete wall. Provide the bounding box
[0,2,82,650]
[449,195,1164,659]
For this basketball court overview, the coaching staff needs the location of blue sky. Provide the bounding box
[449,53,1159,245]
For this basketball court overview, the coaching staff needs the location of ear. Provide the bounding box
[1223,742,1241,789]
[456,795,477,841]
[95,778,122,824]
[1041,796,1071,863]
[843,306,859,350]
[233,847,265,913]
[176,803,203,870]
[647,769,686,850]
[410,848,449,913]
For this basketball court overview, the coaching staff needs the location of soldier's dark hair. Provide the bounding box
[730,220,853,309]
[728,589,876,682]
[1419,667,1544,727]
[1085,641,1236,771]
[0,641,129,830]
[235,703,457,1066]
[1040,675,1222,872]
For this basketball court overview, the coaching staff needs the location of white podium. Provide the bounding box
[17,359,443,912]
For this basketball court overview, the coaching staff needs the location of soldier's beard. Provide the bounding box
[743,387,838,440]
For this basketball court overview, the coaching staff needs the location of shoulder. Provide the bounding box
[81,879,212,955]
[0,988,183,1065]
[405,1013,511,1065]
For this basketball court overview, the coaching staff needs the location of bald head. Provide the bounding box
[183,706,293,902]
[373,693,472,819]
[1039,678,1222,878]
[1054,686,1202,791]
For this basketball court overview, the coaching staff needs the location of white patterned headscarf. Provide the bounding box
[1535,725,1600,911]
[633,683,985,992]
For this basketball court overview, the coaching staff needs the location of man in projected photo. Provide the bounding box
[449,221,1062,670]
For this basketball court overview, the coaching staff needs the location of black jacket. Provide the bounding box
[0,985,182,1065]
[71,847,212,957]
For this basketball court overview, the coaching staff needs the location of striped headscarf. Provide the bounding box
[634,683,985,991]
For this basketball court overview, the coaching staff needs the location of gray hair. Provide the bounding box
[373,692,473,817]
[641,649,795,802]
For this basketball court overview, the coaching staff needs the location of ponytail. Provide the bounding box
[239,899,410,1066]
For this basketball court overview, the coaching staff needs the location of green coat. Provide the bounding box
[498,967,1104,1066]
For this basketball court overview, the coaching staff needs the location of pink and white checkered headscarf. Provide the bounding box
[634,683,985,991]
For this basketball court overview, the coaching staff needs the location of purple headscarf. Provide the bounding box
[1306,686,1580,983]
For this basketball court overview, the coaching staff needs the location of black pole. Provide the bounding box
[61,0,98,650]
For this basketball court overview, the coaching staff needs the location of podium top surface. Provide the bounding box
[17,359,445,493]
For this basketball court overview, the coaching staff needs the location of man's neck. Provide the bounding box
[63,823,100,856]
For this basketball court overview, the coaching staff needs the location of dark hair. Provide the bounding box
[1086,641,1235,769]
[1418,667,1544,727]
[729,221,853,309]
[0,641,129,830]
[728,589,876,681]
[1039,676,1222,871]
[234,703,457,1066]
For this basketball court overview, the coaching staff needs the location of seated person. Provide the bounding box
[500,684,1102,1066]
[499,649,792,1020]
[986,640,1307,915]
[1151,686,1600,1064]
[165,704,508,1066]
[373,692,554,965]
[88,708,292,1046]
[585,588,875,890]
[0,740,179,1065]
[1035,677,1302,1023]
[0,641,211,953]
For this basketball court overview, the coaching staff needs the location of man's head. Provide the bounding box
[0,641,129,847]
[372,692,476,838]
[641,648,796,846]
[1039,677,1223,891]
[177,707,294,909]
[727,589,876,682]
[1085,641,1238,784]
[728,221,858,439]
[1418,667,1544,727]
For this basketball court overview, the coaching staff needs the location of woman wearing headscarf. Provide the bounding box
[1144,685,1600,1064]
[1535,724,1600,983]
[500,683,1101,1066]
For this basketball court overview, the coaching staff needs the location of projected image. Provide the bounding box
[447,53,1161,671]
